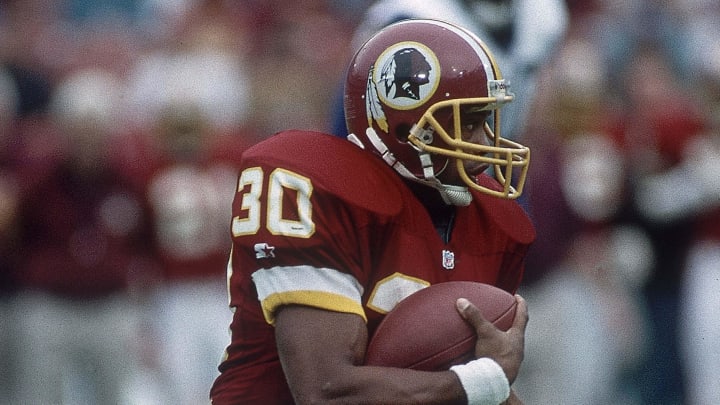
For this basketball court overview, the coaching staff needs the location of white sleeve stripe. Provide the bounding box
[252,265,365,304]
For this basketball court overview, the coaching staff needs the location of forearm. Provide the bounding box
[297,364,515,405]
[277,306,465,404]
[302,365,466,405]
[275,305,516,405]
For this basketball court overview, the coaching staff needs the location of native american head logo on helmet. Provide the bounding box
[365,41,441,134]
[379,46,434,101]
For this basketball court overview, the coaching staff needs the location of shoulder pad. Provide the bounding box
[473,174,536,244]
[242,130,404,216]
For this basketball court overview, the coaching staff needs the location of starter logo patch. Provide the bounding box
[254,243,276,259]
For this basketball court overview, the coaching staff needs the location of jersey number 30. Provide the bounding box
[232,167,315,238]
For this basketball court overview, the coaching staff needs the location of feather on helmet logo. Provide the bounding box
[366,42,441,133]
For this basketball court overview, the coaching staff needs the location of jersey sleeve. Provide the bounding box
[228,131,402,325]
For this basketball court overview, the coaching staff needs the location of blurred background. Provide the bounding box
[0,0,718,404]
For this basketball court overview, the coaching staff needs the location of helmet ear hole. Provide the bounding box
[395,123,412,143]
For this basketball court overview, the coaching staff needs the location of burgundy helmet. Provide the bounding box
[344,19,529,203]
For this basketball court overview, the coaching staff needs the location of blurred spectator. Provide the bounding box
[11,68,152,404]
[1,3,59,398]
[516,37,651,405]
[617,42,709,405]
[129,105,244,405]
[0,64,20,405]
[122,2,259,403]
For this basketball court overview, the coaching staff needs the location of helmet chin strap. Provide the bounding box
[362,127,472,206]
[418,152,473,207]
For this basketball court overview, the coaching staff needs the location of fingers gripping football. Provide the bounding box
[456,295,528,384]
[364,282,524,373]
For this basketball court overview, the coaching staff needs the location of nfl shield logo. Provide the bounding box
[442,250,455,270]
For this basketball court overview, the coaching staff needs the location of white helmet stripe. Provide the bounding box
[409,19,499,81]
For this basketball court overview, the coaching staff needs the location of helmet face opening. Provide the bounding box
[409,97,529,199]
[344,19,530,199]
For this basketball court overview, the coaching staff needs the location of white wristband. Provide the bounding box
[450,358,510,405]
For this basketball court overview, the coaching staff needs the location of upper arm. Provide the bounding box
[274,305,368,404]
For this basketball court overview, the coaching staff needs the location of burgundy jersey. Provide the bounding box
[210,130,535,404]
[15,162,152,298]
[111,127,258,281]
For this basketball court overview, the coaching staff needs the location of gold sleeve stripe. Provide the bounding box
[260,290,367,325]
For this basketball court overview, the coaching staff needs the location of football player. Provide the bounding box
[211,20,534,405]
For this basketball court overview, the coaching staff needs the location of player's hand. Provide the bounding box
[456,294,528,384]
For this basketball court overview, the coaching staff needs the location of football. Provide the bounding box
[364,281,517,371]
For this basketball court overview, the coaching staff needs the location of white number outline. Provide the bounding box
[267,168,315,238]
[232,167,315,238]
[232,167,263,236]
